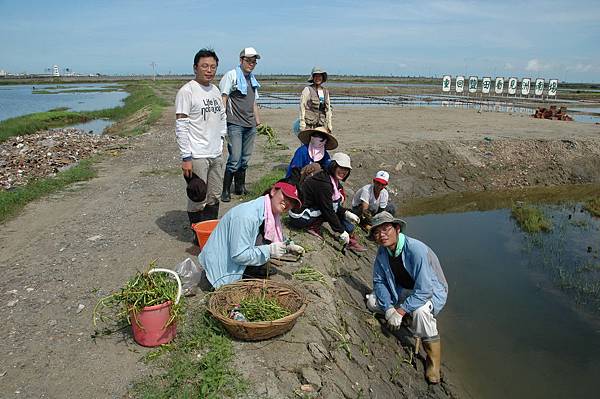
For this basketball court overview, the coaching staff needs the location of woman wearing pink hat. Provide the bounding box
[351,170,396,232]
[199,180,305,289]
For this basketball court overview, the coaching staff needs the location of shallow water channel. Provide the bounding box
[0,83,127,133]
[400,186,600,398]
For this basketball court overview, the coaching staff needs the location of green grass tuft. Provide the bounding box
[583,197,600,217]
[242,169,285,200]
[132,310,247,399]
[0,159,96,222]
[511,203,552,233]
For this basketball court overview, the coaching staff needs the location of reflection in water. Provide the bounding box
[0,83,127,122]
[405,207,600,399]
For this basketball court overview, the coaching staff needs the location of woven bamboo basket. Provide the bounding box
[207,279,307,341]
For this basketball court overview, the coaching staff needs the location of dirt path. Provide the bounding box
[1,99,599,398]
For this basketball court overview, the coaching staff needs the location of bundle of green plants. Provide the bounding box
[93,266,183,331]
[511,203,552,233]
[257,123,286,149]
[292,266,325,283]
[237,295,291,322]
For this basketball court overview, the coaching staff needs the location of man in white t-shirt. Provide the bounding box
[351,170,396,232]
[175,48,227,236]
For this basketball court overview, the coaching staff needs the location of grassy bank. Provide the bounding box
[0,158,97,222]
[0,81,167,142]
[132,309,247,399]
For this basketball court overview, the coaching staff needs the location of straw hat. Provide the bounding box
[297,126,338,150]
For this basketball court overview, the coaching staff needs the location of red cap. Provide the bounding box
[273,182,302,208]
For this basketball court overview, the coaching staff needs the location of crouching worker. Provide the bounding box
[288,152,366,253]
[198,181,305,289]
[365,212,448,384]
[351,170,396,233]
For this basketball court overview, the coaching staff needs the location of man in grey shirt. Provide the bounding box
[219,47,262,202]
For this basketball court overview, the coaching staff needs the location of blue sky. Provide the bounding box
[1,0,599,82]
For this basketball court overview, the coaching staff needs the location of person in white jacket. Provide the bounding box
[175,48,227,234]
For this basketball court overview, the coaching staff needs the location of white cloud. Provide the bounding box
[504,62,514,70]
[568,63,594,72]
[525,59,551,72]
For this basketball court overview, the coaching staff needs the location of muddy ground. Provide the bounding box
[1,96,600,399]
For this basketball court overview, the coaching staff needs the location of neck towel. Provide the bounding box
[308,136,326,162]
[263,194,283,243]
[330,175,342,202]
[386,232,406,257]
[236,65,261,95]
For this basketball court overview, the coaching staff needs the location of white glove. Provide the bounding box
[339,231,350,245]
[365,293,379,313]
[385,308,403,330]
[344,210,360,224]
[269,242,287,258]
[287,243,305,254]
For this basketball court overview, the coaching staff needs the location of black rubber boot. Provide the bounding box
[203,202,220,220]
[187,211,204,245]
[221,171,234,202]
[234,169,248,195]
[187,211,204,225]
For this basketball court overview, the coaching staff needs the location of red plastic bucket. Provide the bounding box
[192,219,219,249]
[130,300,176,347]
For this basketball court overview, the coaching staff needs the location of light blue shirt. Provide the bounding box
[219,68,260,98]
[373,236,448,315]
[199,197,270,288]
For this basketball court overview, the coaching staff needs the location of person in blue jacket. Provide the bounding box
[365,211,448,384]
[285,126,337,178]
[199,181,305,289]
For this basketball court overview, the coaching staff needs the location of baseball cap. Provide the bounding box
[273,182,301,208]
[239,47,261,59]
[184,173,207,203]
[331,152,352,169]
[373,170,389,185]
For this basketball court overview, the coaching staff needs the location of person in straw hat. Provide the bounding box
[299,66,333,132]
[365,211,448,384]
[285,126,338,179]
[288,152,366,253]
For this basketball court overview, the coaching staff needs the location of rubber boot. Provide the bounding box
[187,211,204,245]
[423,339,442,384]
[203,202,220,221]
[347,234,367,252]
[221,171,234,202]
[234,169,248,195]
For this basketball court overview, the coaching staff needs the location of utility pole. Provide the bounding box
[150,62,157,81]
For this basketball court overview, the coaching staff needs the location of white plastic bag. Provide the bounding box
[174,257,203,296]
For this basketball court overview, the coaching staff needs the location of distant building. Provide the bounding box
[52,65,60,77]
[0,69,6,77]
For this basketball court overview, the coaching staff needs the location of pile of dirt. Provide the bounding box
[0,128,129,190]
[346,138,600,202]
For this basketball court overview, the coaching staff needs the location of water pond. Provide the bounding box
[400,186,600,398]
[0,83,127,133]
